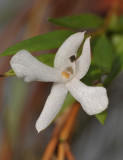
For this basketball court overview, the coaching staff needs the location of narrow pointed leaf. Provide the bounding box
[92,35,114,72]
[37,53,55,67]
[0,30,74,57]
[82,64,102,85]
[49,13,103,29]
[95,110,107,125]
[103,35,123,87]
[4,69,15,76]
[112,34,123,54]
[108,14,123,32]
[103,54,123,87]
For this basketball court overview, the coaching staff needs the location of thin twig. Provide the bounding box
[42,137,58,160]
[57,142,65,160]
[59,102,80,142]
[57,102,80,160]
[65,142,75,160]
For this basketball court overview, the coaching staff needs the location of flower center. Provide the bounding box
[62,71,70,79]
[61,66,74,83]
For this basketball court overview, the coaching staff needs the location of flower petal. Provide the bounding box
[66,78,108,115]
[35,83,68,132]
[75,37,91,79]
[10,50,62,82]
[54,32,85,70]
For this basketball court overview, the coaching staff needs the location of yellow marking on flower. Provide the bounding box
[62,71,70,79]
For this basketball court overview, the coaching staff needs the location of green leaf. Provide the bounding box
[49,13,103,29]
[92,35,114,72]
[108,14,123,32]
[112,34,123,54]
[117,16,123,32]
[95,110,107,125]
[4,69,15,76]
[0,30,74,57]
[103,54,123,87]
[103,34,123,87]
[82,64,102,86]
[37,53,55,67]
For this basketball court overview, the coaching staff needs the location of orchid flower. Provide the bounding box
[10,32,108,133]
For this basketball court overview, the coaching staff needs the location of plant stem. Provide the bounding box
[57,143,65,160]
[65,142,75,160]
[59,102,80,142]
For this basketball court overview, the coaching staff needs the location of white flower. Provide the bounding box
[10,32,108,133]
